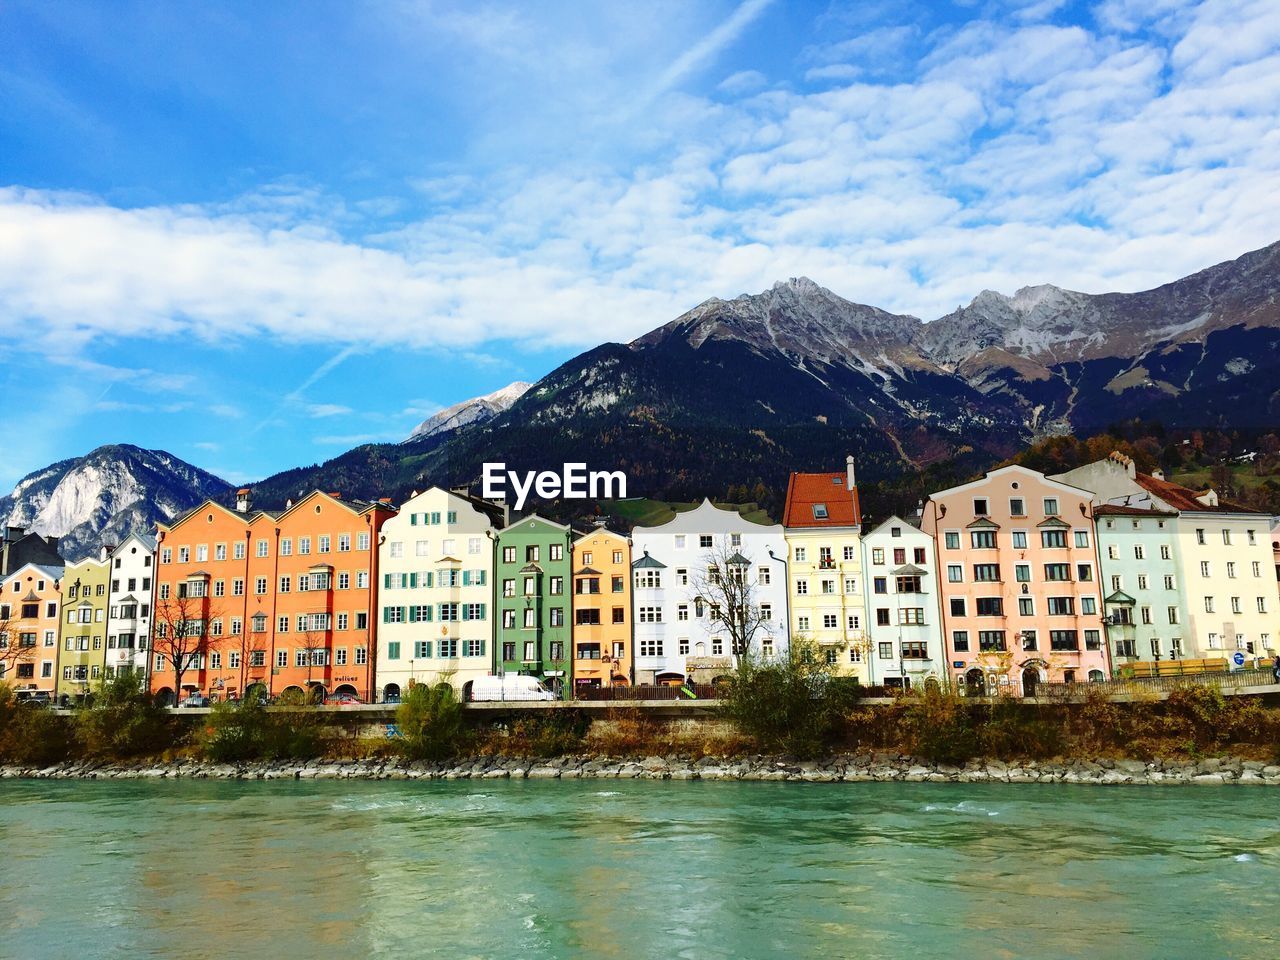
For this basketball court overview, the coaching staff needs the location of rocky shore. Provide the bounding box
[4,753,1280,785]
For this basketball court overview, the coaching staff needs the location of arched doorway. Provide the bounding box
[306,683,327,704]
[279,685,306,705]
[924,677,941,694]
[1021,667,1040,698]
[384,683,402,703]
[655,672,685,687]
[1088,669,1105,682]
[609,674,630,687]
[965,669,985,697]
[245,682,268,703]
[333,684,358,698]
[545,676,565,699]
[155,687,175,707]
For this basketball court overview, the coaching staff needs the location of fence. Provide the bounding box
[575,684,721,702]
[1038,668,1277,701]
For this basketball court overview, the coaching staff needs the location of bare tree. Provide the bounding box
[151,593,220,705]
[298,628,329,703]
[691,537,775,664]
[229,626,266,700]
[0,610,27,682]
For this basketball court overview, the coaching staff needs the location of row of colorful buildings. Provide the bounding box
[1,452,1277,702]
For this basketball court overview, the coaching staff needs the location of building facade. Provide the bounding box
[1092,505,1189,670]
[106,533,155,681]
[376,487,503,702]
[571,527,632,692]
[495,515,574,697]
[1057,453,1277,662]
[0,562,64,696]
[151,490,392,704]
[860,517,945,689]
[631,499,789,684]
[782,459,867,679]
[923,465,1109,696]
[58,552,111,702]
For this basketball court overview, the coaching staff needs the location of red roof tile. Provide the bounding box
[1135,473,1255,514]
[783,472,861,528]
[1092,504,1177,518]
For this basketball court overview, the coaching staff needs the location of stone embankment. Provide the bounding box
[4,753,1280,785]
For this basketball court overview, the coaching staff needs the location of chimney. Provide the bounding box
[915,499,924,519]
[328,491,342,500]
[846,455,857,492]
[1151,469,1165,481]
[235,488,253,514]
[5,526,25,543]
[99,544,111,563]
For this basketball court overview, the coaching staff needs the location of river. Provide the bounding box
[1,779,1277,959]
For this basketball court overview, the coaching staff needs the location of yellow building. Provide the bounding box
[782,457,868,679]
[59,551,112,702]
[571,527,632,692]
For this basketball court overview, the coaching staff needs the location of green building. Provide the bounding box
[494,515,573,698]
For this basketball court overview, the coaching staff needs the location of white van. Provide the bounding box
[469,674,557,702]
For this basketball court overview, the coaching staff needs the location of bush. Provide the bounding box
[396,682,465,761]
[478,711,590,758]
[75,673,172,760]
[721,640,857,758]
[0,684,72,766]
[896,687,980,764]
[199,699,270,762]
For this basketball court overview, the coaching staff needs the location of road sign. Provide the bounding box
[1232,651,1246,667]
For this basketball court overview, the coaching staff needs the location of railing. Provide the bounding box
[1039,668,1276,700]
[576,684,721,702]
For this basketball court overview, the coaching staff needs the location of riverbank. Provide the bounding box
[6,752,1280,785]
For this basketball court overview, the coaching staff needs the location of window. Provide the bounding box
[758,567,771,586]
[947,564,962,583]
[1196,528,1206,545]
[1041,530,1067,548]
[1074,530,1090,548]
[878,642,893,660]
[1018,597,1034,616]
[1227,562,1237,579]
[1084,630,1101,650]
[575,609,601,626]
[1081,597,1096,615]
[976,597,1003,616]
[797,615,811,631]
[639,638,663,657]
[812,504,828,519]
[549,544,563,561]
[1108,545,1119,560]
[1258,597,1268,614]
[945,532,960,549]
[971,530,996,549]
[978,630,1005,651]
[973,564,1000,582]
[1167,606,1180,624]
[1134,545,1145,560]
[844,576,857,593]
[1044,563,1070,581]
[1204,596,1215,614]
[1009,498,1025,517]
[1021,630,1037,651]
[1141,606,1152,625]
[951,630,970,652]
[1043,498,1059,516]
[973,498,989,515]
[1012,531,1028,549]
[949,598,967,617]
[795,579,809,596]
[871,547,884,564]
[1164,575,1175,590]
[638,606,662,623]
[634,570,661,590]
[1050,630,1079,651]
[699,535,713,548]
[1231,596,1242,615]
[823,614,838,629]
[256,539,269,558]
[875,609,890,626]
[893,548,906,565]
[1077,564,1093,582]
[1222,529,1232,546]
[843,546,856,561]
[1015,564,1031,583]
[1047,597,1075,615]
[899,608,924,626]
[873,577,887,594]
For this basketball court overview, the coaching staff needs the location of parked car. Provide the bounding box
[469,675,557,702]
[178,695,212,708]
[17,691,52,707]
[324,694,363,706]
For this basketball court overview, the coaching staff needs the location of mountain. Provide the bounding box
[403,381,532,443]
[9,240,1280,531]
[246,240,1280,513]
[0,445,232,561]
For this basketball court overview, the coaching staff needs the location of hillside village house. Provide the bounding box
[782,458,868,678]
[58,551,111,703]
[922,465,1110,696]
[860,516,945,689]
[571,527,632,691]
[0,562,63,697]
[375,487,504,702]
[631,499,789,685]
[106,533,155,681]
[1057,453,1276,664]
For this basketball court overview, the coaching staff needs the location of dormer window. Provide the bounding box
[812,504,828,519]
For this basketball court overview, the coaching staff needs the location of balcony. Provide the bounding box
[817,559,836,570]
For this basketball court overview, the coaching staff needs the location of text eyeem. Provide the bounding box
[482,462,627,511]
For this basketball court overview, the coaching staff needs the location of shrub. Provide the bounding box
[396,682,465,761]
[721,640,857,758]
[896,687,980,764]
[0,685,72,766]
[74,673,171,760]
[979,698,1064,759]
[199,699,270,762]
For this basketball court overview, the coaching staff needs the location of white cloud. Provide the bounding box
[1,0,1278,363]
[307,403,353,418]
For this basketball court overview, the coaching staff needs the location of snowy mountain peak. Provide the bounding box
[0,445,231,561]
[404,381,532,443]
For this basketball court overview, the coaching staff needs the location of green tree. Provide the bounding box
[396,682,465,760]
[74,672,171,760]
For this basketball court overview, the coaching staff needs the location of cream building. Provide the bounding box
[375,487,505,701]
[781,458,867,678]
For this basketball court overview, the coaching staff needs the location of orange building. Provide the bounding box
[150,489,393,704]
[571,527,632,691]
[0,562,64,697]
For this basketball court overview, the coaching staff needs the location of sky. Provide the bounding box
[1,0,1278,488]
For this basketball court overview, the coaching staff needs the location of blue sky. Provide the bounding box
[1,0,1278,488]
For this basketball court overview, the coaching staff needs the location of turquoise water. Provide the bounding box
[1,780,1278,960]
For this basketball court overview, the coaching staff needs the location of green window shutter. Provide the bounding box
[383,573,391,589]
[478,603,486,620]
[408,606,418,623]
[477,570,486,585]
[461,605,470,622]
[382,607,390,624]
[462,570,471,586]
[424,606,433,622]
[479,639,485,656]
[424,572,433,587]
[410,513,417,526]
[410,572,418,588]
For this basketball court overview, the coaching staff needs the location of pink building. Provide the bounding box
[922,464,1110,696]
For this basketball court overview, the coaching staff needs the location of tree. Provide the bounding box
[298,629,329,703]
[0,608,32,685]
[691,536,775,663]
[151,593,220,705]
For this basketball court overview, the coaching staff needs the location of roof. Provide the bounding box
[1,562,64,586]
[575,566,602,576]
[1135,473,1258,515]
[725,552,751,566]
[1092,504,1177,518]
[632,552,666,569]
[1105,590,1136,605]
[782,472,861,529]
[891,563,928,576]
[632,498,781,535]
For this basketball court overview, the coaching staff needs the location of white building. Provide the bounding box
[860,517,946,689]
[1056,453,1277,662]
[630,499,789,684]
[375,487,505,702]
[106,533,155,681]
